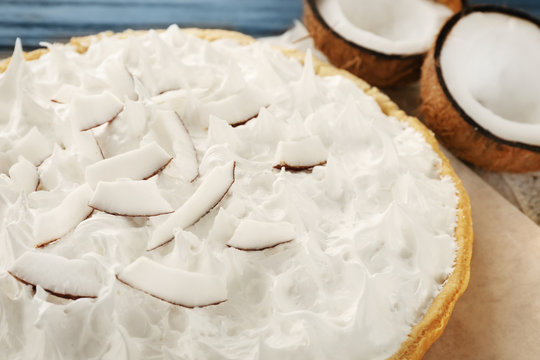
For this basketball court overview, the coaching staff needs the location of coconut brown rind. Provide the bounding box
[226,239,293,252]
[437,0,465,13]
[115,275,227,308]
[273,161,327,172]
[303,0,464,88]
[35,209,95,248]
[8,271,98,300]
[0,29,472,360]
[420,6,540,173]
[88,206,174,217]
[230,108,267,127]
[142,157,174,180]
[80,108,123,132]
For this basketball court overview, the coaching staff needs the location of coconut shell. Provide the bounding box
[420,6,540,173]
[303,0,464,88]
[436,0,465,13]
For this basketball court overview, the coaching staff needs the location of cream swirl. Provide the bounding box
[0,26,457,359]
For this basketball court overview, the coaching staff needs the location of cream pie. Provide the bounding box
[0,27,472,359]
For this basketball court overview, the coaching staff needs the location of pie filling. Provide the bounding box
[0,26,457,359]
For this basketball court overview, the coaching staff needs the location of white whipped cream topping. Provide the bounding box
[0,26,458,360]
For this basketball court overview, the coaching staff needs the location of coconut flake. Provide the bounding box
[9,157,39,194]
[151,110,199,182]
[89,180,173,217]
[8,252,101,299]
[227,219,295,251]
[147,161,236,251]
[70,92,124,131]
[8,127,53,166]
[198,86,269,127]
[34,184,94,247]
[85,142,172,188]
[117,256,227,308]
[274,136,328,170]
[98,59,137,101]
[72,130,104,164]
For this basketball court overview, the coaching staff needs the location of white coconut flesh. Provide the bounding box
[316,0,452,55]
[440,12,540,146]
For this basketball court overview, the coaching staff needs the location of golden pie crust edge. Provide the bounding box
[0,28,473,360]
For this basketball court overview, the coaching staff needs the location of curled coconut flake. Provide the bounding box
[227,219,295,251]
[147,161,236,251]
[71,91,124,131]
[151,110,199,182]
[198,86,269,127]
[89,180,173,217]
[273,136,328,171]
[8,127,54,166]
[8,252,101,299]
[230,108,265,128]
[8,157,39,194]
[117,256,227,308]
[72,130,105,164]
[34,184,94,247]
[98,58,137,101]
[85,142,172,188]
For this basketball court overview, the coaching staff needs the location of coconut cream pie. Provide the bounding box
[0,26,472,359]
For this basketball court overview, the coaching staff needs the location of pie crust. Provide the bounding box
[0,28,473,360]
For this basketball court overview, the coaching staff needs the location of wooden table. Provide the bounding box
[0,0,538,52]
[1,1,539,359]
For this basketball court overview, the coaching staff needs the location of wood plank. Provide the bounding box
[0,0,302,50]
[0,0,537,53]
[468,0,540,11]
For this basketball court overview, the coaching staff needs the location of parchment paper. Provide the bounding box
[425,155,540,359]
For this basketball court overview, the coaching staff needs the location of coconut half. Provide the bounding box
[303,0,462,87]
[421,6,540,172]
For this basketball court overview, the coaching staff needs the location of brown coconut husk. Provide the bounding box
[303,0,464,88]
[436,0,464,13]
[420,5,540,173]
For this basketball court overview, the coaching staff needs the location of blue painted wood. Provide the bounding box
[0,0,303,51]
[0,0,537,52]
[468,0,540,14]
